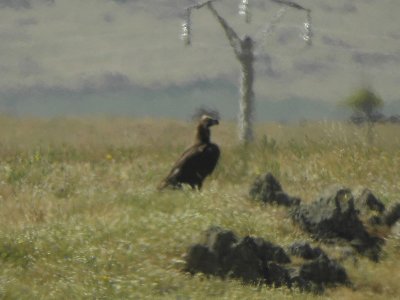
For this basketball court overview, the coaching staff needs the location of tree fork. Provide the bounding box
[181,0,312,143]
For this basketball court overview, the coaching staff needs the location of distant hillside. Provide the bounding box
[0,0,399,120]
[0,79,371,121]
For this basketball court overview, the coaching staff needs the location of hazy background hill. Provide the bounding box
[0,0,399,120]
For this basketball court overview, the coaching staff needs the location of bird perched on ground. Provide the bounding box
[158,115,220,190]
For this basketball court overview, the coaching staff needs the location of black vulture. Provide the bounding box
[158,115,220,190]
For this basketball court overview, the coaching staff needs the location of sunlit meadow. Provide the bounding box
[0,116,399,299]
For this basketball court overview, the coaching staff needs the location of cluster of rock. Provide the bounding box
[184,226,349,293]
[249,172,300,207]
[291,187,384,261]
[183,172,400,293]
[249,173,400,261]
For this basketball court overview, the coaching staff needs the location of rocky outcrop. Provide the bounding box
[184,226,349,292]
[384,203,400,226]
[249,173,300,207]
[290,187,384,261]
[287,241,324,260]
[250,173,400,261]
[184,176,400,293]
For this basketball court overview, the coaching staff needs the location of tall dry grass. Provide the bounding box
[0,116,399,299]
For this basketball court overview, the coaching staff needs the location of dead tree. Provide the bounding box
[208,3,255,142]
[181,0,312,143]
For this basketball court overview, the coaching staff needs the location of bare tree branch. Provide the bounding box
[270,0,309,11]
[207,2,242,58]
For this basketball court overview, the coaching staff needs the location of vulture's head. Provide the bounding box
[200,115,219,128]
[195,115,219,143]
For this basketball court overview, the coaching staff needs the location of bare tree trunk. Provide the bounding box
[238,53,255,143]
[185,1,312,143]
[207,3,255,143]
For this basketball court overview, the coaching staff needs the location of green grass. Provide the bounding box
[0,116,400,299]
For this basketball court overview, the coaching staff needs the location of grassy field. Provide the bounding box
[0,116,399,299]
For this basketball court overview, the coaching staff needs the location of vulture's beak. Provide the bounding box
[211,119,219,126]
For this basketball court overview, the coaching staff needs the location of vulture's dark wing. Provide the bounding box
[159,143,220,189]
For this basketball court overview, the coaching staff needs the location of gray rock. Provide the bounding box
[384,203,400,227]
[253,237,291,264]
[249,172,300,207]
[354,188,385,213]
[221,236,264,283]
[290,187,384,261]
[288,241,324,260]
[288,268,315,292]
[265,261,292,287]
[184,226,350,292]
[185,244,219,275]
[205,226,238,259]
[299,254,349,286]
